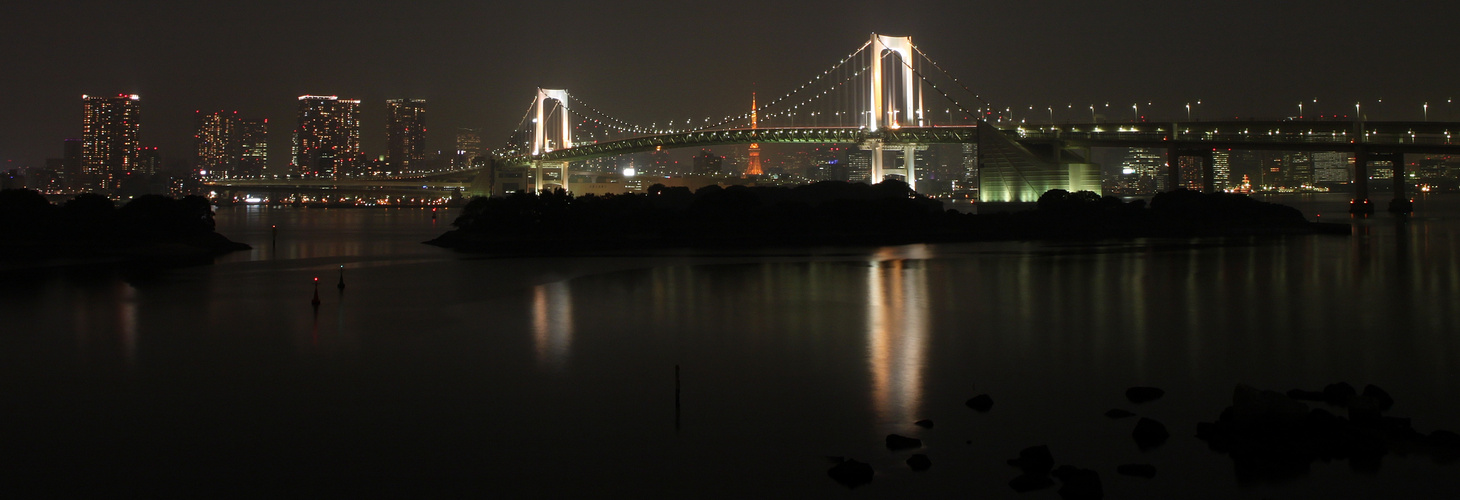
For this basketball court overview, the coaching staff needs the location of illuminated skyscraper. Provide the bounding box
[197,112,268,178]
[82,94,142,189]
[386,99,427,170]
[238,119,268,177]
[455,127,482,168]
[293,95,361,177]
[745,93,763,176]
[196,111,240,178]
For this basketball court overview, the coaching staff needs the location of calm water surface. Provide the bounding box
[4,196,1460,497]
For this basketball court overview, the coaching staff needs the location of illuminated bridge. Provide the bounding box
[208,33,1459,214]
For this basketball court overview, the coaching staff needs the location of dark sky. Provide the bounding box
[2,1,1455,172]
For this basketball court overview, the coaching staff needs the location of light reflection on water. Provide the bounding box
[4,199,1460,496]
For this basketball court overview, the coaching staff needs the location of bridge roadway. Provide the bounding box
[209,120,1459,211]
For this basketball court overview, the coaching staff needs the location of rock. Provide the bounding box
[1347,396,1382,425]
[1323,382,1357,406]
[1286,389,1326,402]
[914,419,934,428]
[1052,465,1103,499]
[1125,386,1165,404]
[1132,417,1170,450]
[1104,409,1136,419]
[1362,385,1395,411]
[885,434,922,450]
[826,459,873,488]
[966,394,993,412]
[1228,385,1309,425]
[1117,463,1157,478]
[1007,445,1054,475]
[1008,473,1055,492]
[906,453,931,471]
[1431,430,1460,448]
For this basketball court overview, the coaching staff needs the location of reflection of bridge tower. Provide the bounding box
[532,88,572,193]
[745,93,763,176]
[864,33,921,186]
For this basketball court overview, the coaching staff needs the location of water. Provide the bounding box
[4,198,1460,497]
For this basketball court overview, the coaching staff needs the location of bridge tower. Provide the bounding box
[864,33,921,186]
[532,88,572,193]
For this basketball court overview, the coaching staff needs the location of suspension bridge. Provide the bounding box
[208,33,1460,213]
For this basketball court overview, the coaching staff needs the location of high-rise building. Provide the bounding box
[293,95,361,177]
[692,149,722,175]
[238,119,268,177]
[1312,151,1350,184]
[82,94,142,189]
[455,127,482,168]
[196,111,240,178]
[386,99,427,170]
[197,112,268,178]
[1211,149,1232,190]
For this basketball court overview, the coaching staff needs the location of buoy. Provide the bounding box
[311,277,321,307]
[337,265,346,290]
[431,207,438,220]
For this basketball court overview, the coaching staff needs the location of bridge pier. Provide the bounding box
[1387,153,1413,213]
[1351,148,1374,214]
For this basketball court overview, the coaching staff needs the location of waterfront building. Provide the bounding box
[293,95,361,177]
[82,94,142,189]
[455,127,482,168]
[238,119,268,177]
[386,99,427,170]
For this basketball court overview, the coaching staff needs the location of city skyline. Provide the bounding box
[4,1,1459,172]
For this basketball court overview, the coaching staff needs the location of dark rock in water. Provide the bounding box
[1132,417,1170,450]
[1008,473,1055,492]
[1362,385,1395,412]
[1007,445,1055,475]
[1286,389,1326,402]
[826,459,873,488]
[907,453,932,471]
[914,419,934,428]
[1117,463,1157,478]
[1052,465,1103,499]
[885,434,922,450]
[1125,386,1165,404]
[966,394,993,412]
[1104,409,1136,419]
[1197,384,1448,486]
[1323,382,1357,406]
[1347,396,1383,425]
[1431,430,1460,448]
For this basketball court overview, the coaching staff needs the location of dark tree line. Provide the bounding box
[1,189,217,244]
[437,181,1324,252]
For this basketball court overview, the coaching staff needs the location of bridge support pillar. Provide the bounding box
[863,138,885,183]
[903,145,917,189]
[1166,144,1180,192]
[1387,153,1413,213]
[1201,149,1216,193]
[1351,148,1374,214]
[533,160,571,194]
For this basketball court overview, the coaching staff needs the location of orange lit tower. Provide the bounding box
[745,93,763,176]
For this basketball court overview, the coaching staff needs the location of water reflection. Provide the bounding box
[866,255,930,423]
[533,281,574,372]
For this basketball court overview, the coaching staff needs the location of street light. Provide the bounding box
[1048,106,1054,125]
[1298,101,1303,119]
[1424,102,1429,121]
[1132,103,1139,122]
[1090,105,1096,123]
[1186,102,1191,121]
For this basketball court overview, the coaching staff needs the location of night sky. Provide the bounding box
[2,1,1455,173]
